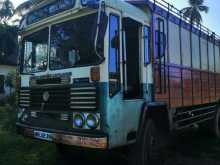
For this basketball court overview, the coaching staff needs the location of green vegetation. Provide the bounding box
[0,24,18,61]
[0,106,57,165]
[0,105,220,165]
[5,71,16,93]
[0,0,14,24]
[181,0,209,24]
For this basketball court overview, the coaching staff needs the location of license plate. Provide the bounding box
[34,130,52,141]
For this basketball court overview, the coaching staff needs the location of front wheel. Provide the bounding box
[131,119,165,165]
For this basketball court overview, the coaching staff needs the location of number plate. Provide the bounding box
[34,131,52,141]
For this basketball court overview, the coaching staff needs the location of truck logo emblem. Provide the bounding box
[43,91,50,102]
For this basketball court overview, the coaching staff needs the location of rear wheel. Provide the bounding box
[131,119,165,165]
[213,106,220,138]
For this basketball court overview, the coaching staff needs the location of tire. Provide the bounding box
[213,106,220,138]
[131,119,165,165]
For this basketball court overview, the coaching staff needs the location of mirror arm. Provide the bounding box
[94,1,106,63]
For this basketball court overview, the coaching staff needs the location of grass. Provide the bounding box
[0,105,220,165]
[0,106,57,165]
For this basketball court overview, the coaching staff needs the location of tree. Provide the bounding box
[0,24,18,60]
[5,70,16,94]
[0,0,14,24]
[181,0,209,24]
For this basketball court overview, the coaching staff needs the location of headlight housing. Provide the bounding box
[86,113,99,129]
[73,113,85,128]
[73,112,100,130]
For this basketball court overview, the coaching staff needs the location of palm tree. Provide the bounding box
[0,0,14,24]
[181,0,209,24]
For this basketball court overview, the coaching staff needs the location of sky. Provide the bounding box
[12,0,220,34]
[165,0,220,35]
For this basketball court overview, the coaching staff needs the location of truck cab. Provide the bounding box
[16,0,153,150]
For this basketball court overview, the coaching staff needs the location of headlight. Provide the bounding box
[73,113,85,128]
[86,114,99,129]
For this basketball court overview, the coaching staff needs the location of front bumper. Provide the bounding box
[16,123,108,150]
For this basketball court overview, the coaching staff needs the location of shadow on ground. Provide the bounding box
[56,130,220,165]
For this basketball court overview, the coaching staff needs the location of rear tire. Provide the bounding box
[213,106,220,138]
[131,119,165,165]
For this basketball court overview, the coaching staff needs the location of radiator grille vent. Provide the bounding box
[70,86,98,111]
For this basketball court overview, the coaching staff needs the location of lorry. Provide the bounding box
[16,0,220,164]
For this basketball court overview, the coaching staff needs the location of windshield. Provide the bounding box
[50,13,100,70]
[21,13,104,73]
[22,28,48,73]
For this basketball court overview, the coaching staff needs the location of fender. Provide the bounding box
[137,102,170,139]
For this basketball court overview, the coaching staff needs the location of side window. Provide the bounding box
[144,26,151,65]
[0,75,5,94]
[215,45,220,73]
[201,38,208,70]
[109,14,120,97]
[155,19,166,59]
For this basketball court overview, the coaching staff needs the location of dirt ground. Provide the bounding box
[57,130,220,165]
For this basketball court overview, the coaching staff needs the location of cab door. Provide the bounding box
[122,18,143,99]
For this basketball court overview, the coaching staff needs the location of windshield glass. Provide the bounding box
[22,28,48,73]
[50,13,100,70]
[21,12,105,73]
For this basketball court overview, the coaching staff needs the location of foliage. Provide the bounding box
[5,70,16,91]
[0,0,14,24]
[0,106,57,165]
[181,0,209,24]
[0,24,18,63]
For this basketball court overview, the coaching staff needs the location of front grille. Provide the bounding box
[70,86,98,111]
[30,87,70,111]
[19,89,30,107]
[19,84,98,111]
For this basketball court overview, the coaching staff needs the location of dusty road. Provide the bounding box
[57,130,220,165]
